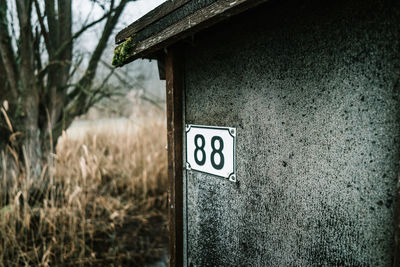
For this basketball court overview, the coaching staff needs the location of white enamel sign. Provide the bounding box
[185,124,236,182]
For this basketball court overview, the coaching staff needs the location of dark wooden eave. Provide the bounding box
[114,0,271,66]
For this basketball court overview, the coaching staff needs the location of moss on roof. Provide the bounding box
[112,37,136,67]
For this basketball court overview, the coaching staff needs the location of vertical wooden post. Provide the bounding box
[165,46,184,267]
[394,180,400,267]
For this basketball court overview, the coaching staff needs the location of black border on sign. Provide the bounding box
[185,124,236,180]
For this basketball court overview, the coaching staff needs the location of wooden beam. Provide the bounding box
[165,45,184,267]
[115,0,191,44]
[116,0,270,65]
[157,55,166,80]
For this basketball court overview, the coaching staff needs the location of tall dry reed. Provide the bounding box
[0,109,168,266]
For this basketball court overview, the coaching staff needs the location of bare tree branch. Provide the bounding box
[68,55,85,80]
[53,10,112,60]
[36,60,72,82]
[33,0,52,56]
[67,0,129,118]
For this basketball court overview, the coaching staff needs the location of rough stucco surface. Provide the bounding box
[183,0,400,266]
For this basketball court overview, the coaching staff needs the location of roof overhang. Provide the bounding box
[113,0,271,67]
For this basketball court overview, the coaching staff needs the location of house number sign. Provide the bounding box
[185,124,236,182]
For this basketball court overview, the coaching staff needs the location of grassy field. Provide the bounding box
[0,109,168,266]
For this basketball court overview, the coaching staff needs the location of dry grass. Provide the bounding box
[0,109,168,266]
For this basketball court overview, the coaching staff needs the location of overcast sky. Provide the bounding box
[72,0,167,56]
[73,0,167,29]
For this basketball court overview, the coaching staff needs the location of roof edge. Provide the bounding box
[115,0,191,45]
[113,0,270,67]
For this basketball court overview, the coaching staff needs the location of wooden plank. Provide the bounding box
[116,0,270,65]
[394,179,400,267]
[117,0,217,46]
[115,0,191,44]
[165,45,184,267]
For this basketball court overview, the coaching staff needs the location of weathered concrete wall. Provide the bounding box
[183,0,400,266]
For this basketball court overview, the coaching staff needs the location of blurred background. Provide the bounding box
[0,0,170,266]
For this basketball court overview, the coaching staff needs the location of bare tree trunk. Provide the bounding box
[16,0,41,178]
[39,0,73,156]
[0,1,18,105]
[55,0,72,122]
